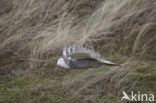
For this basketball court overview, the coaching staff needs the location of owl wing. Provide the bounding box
[64,45,101,59]
[63,46,67,56]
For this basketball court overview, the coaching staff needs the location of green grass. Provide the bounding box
[0,74,70,103]
[0,60,155,103]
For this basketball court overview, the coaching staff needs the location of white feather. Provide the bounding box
[66,45,101,59]
[57,58,70,68]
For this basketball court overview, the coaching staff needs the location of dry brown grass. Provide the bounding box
[0,0,156,103]
[0,0,155,67]
[60,60,156,103]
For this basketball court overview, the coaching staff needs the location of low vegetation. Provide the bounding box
[0,0,156,103]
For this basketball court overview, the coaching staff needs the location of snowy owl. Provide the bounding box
[57,45,119,69]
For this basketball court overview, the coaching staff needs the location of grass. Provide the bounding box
[0,0,156,103]
[0,74,70,103]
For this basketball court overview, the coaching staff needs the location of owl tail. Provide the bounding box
[98,59,120,66]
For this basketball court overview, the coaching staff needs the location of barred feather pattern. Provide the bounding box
[57,45,119,69]
[63,45,101,59]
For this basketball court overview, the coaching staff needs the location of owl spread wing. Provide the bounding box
[63,45,101,59]
[63,46,67,56]
[62,45,119,67]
